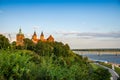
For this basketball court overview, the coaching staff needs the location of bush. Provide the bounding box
[90,64,111,80]
[0,50,36,80]
[0,50,91,80]
[99,62,112,69]
[115,67,120,76]
[0,34,10,49]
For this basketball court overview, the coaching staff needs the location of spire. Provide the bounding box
[34,30,36,35]
[41,31,44,36]
[19,28,22,34]
[19,28,21,33]
[40,31,45,41]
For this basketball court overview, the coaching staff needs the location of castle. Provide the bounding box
[16,28,54,46]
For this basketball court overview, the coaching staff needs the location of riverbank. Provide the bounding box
[85,56,120,79]
[80,53,120,64]
[95,63,119,80]
[88,58,120,80]
[108,62,120,68]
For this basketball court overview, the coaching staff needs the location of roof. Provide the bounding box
[17,28,24,35]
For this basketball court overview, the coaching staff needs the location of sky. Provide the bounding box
[0,0,120,49]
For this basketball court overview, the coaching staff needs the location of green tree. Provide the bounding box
[11,41,16,49]
[23,38,35,50]
[53,42,70,57]
[0,34,10,49]
[35,41,53,56]
[0,50,35,80]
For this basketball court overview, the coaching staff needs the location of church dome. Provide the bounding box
[17,28,24,36]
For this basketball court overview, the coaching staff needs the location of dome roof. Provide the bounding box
[17,28,24,35]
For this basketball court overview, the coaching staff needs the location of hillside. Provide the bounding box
[0,34,111,80]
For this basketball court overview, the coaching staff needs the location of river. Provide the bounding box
[75,52,120,64]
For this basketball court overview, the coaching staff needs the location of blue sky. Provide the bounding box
[0,0,120,48]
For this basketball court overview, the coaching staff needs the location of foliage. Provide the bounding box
[0,34,10,49]
[99,62,112,69]
[11,41,16,49]
[115,67,120,76]
[0,50,87,80]
[90,63,111,80]
[0,50,111,80]
[34,41,52,56]
[0,35,111,80]
[0,50,34,80]
[23,38,35,50]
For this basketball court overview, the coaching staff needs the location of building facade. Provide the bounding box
[32,31,38,43]
[16,28,24,46]
[32,31,54,43]
[47,35,54,42]
[16,28,54,46]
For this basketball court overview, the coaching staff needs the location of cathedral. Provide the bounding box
[16,28,25,46]
[32,31,54,43]
[16,28,54,46]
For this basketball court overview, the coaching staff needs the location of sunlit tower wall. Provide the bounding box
[16,28,24,46]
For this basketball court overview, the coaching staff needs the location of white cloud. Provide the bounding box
[55,31,120,39]
[55,31,120,48]
[56,37,120,49]
[55,30,79,35]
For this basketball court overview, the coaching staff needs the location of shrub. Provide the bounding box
[0,50,35,80]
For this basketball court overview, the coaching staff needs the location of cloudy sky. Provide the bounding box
[0,0,120,49]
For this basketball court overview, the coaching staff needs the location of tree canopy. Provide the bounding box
[0,34,10,49]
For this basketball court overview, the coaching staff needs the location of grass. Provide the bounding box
[90,63,102,70]
[90,63,111,80]
[99,62,120,76]
[99,62,112,69]
[115,66,120,76]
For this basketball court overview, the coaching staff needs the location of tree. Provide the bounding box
[23,38,35,50]
[35,41,53,56]
[0,34,10,49]
[11,41,16,49]
[65,43,70,50]
[52,42,70,57]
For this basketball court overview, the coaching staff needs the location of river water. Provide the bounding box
[75,52,120,64]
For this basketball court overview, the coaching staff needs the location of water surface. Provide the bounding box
[77,52,120,64]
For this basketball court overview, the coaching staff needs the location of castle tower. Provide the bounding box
[40,32,46,41]
[32,31,38,43]
[16,28,24,46]
[47,35,54,42]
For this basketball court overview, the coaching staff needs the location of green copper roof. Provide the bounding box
[17,28,24,35]
[19,28,22,34]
